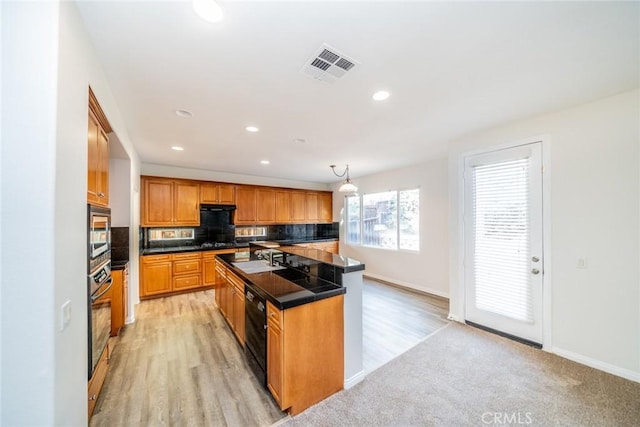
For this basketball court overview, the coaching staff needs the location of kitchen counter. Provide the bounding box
[139,237,339,256]
[140,243,249,255]
[278,245,364,273]
[111,260,129,270]
[216,252,346,310]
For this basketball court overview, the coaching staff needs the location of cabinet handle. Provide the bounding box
[89,394,97,401]
[270,312,275,317]
[98,192,105,198]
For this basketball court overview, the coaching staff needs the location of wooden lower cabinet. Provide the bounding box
[110,263,129,336]
[214,262,245,345]
[172,253,201,291]
[204,250,237,286]
[266,295,344,415]
[140,254,172,297]
[88,342,109,418]
[141,251,232,298]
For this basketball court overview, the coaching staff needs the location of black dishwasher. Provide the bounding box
[244,283,267,386]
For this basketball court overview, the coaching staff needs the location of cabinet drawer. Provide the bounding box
[266,301,282,329]
[142,254,171,263]
[173,259,201,275]
[227,271,244,290]
[173,274,201,290]
[173,252,201,260]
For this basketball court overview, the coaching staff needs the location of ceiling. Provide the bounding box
[77,1,639,184]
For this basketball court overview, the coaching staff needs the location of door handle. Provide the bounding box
[531,268,540,275]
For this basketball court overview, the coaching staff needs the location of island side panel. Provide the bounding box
[283,294,344,415]
[342,269,364,388]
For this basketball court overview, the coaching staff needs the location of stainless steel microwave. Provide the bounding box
[88,204,111,272]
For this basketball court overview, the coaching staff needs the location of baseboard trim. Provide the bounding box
[551,347,640,383]
[447,313,463,322]
[344,370,366,389]
[363,273,449,299]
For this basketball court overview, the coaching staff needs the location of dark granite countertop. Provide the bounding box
[250,243,364,273]
[140,237,338,256]
[140,243,249,255]
[111,260,129,270]
[216,252,346,310]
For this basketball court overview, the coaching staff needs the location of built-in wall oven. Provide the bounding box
[87,204,112,380]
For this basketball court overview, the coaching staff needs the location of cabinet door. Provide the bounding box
[87,111,100,205]
[318,192,332,223]
[275,190,291,223]
[256,188,276,224]
[235,186,257,224]
[142,178,174,226]
[306,192,319,222]
[174,181,200,225]
[218,184,236,204]
[202,256,216,286]
[110,269,124,336]
[123,265,129,323]
[233,286,245,344]
[200,183,219,203]
[96,125,109,206]
[140,257,172,297]
[267,317,283,406]
[290,191,306,223]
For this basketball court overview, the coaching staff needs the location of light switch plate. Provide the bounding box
[61,300,71,331]
[577,257,588,269]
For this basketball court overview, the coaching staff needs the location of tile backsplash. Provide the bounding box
[111,226,129,263]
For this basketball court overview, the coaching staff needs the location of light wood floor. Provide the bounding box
[362,277,449,373]
[91,280,449,426]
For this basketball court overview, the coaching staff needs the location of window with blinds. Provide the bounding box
[472,158,533,323]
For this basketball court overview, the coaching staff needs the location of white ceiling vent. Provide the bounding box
[301,43,359,84]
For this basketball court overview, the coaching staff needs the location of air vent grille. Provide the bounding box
[301,43,359,84]
[311,58,331,71]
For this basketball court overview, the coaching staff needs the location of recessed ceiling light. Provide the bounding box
[372,90,390,101]
[175,109,193,118]
[192,0,224,23]
[246,126,259,133]
[260,160,270,165]
[171,146,185,151]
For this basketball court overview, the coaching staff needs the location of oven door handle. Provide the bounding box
[91,278,113,302]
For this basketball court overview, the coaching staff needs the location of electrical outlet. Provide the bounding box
[577,257,588,269]
[61,300,71,331]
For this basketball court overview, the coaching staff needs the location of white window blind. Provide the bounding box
[472,158,533,323]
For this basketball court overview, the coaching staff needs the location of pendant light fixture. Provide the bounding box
[193,0,224,23]
[330,164,358,193]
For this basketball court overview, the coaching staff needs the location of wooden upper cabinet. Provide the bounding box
[290,191,307,223]
[87,110,110,207]
[141,177,200,226]
[174,181,200,224]
[305,192,319,222]
[235,186,257,224]
[200,183,236,205]
[256,188,276,224]
[275,190,291,223]
[318,192,333,223]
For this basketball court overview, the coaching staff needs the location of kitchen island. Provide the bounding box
[214,249,363,415]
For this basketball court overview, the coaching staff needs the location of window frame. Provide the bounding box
[345,187,420,252]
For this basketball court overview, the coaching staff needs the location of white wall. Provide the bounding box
[2,2,59,425]
[448,90,640,381]
[336,157,450,298]
[110,158,132,227]
[142,163,331,191]
[1,1,142,424]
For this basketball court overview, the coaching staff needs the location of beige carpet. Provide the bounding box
[281,322,640,426]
